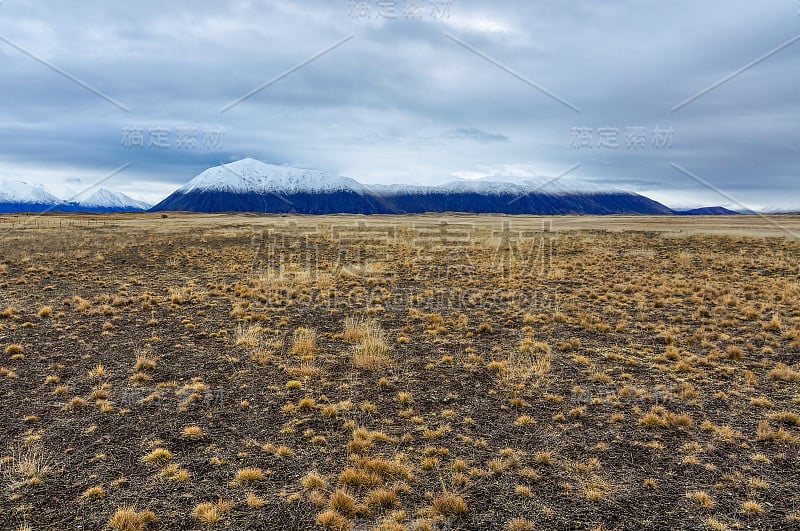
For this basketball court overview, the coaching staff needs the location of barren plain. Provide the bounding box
[1,214,799,530]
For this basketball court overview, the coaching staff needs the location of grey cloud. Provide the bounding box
[0,0,797,209]
[444,127,510,143]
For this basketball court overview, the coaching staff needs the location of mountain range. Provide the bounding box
[0,158,739,215]
[0,180,151,213]
[151,158,733,216]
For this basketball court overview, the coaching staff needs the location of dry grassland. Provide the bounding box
[0,213,799,530]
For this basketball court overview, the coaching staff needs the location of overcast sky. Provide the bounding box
[0,0,798,210]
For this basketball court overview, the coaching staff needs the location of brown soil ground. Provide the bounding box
[0,213,798,530]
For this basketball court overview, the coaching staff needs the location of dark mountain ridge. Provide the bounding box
[151,159,724,216]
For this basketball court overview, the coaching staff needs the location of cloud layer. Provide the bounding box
[0,0,798,209]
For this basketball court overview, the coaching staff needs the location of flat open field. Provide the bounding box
[1,214,799,530]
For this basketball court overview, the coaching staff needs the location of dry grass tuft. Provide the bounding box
[687,490,716,508]
[193,499,233,526]
[328,488,359,517]
[180,425,205,440]
[768,411,800,426]
[5,344,23,355]
[142,448,173,464]
[290,327,317,357]
[346,317,392,369]
[134,351,157,370]
[81,485,106,499]
[108,506,156,531]
[3,444,52,489]
[756,420,800,445]
[431,492,468,516]
[158,464,191,482]
[232,467,265,485]
[366,487,399,508]
[702,517,730,531]
[246,491,266,509]
[343,316,372,342]
[507,518,535,531]
[302,471,329,491]
[740,500,765,516]
[768,363,800,382]
[316,509,352,531]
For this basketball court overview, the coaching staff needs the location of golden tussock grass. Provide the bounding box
[142,448,173,464]
[345,317,392,370]
[507,518,535,531]
[315,509,352,531]
[431,492,468,516]
[768,363,800,382]
[81,485,106,499]
[192,499,234,525]
[686,490,716,508]
[180,425,205,440]
[756,420,800,445]
[108,506,156,531]
[328,488,360,517]
[302,471,329,491]
[4,344,23,355]
[290,327,317,357]
[232,467,266,485]
[158,464,190,482]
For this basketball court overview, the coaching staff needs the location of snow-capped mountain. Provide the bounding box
[0,179,63,205]
[76,189,152,211]
[2,160,737,215]
[0,179,75,213]
[177,158,367,195]
[171,159,606,198]
[153,158,386,214]
[152,158,676,215]
[0,180,150,213]
[372,176,608,196]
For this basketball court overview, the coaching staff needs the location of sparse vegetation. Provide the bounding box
[1,214,799,529]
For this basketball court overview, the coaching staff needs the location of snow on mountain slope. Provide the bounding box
[373,180,528,195]
[372,175,612,196]
[179,158,367,195]
[78,189,151,210]
[0,180,63,204]
[173,158,617,198]
[0,180,150,212]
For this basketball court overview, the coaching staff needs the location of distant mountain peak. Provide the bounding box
[0,179,150,213]
[0,179,63,204]
[178,159,366,195]
[677,206,741,216]
[77,188,152,210]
